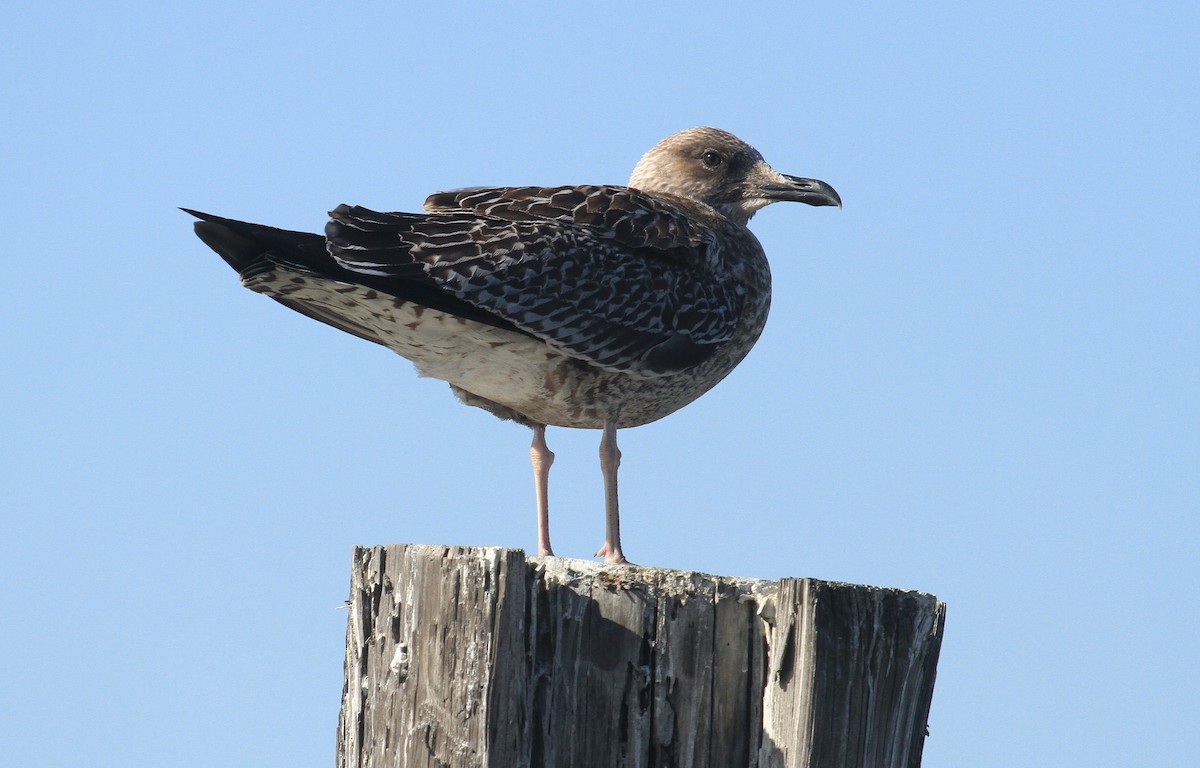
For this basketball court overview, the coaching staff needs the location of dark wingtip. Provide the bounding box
[192,220,261,273]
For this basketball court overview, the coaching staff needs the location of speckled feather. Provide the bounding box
[187,126,840,562]
[186,126,839,431]
[324,187,759,378]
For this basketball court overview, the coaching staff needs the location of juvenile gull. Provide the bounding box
[186,127,840,564]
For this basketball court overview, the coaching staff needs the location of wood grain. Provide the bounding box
[338,545,944,768]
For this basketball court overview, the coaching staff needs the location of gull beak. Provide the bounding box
[758,172,842,208]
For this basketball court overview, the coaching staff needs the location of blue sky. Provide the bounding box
[2,2,1196,766]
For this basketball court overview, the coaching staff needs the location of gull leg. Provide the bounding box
[530,424,555,557]
[594,419,629,564]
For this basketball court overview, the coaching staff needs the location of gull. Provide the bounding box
[186,126,839,564]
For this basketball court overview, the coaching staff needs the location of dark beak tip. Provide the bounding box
[774,175,842,208]
[806,181,842,209]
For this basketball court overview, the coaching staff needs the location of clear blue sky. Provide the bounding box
[2,3,1196,766]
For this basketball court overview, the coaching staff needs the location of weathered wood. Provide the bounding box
[338,545,945,768]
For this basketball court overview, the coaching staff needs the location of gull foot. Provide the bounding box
[594,543,633,565]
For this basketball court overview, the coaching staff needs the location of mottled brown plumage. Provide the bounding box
[186,127,840,564]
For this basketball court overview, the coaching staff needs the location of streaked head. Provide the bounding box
[628,126,840,225]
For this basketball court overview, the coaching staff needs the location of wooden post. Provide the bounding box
[338,544,945,768]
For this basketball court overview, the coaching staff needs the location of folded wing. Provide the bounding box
[326,186,741,376]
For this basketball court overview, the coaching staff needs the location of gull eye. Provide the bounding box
[700,150,725,169]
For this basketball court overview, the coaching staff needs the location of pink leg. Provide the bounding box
[594,419,630,564]
[530,424,555,557]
